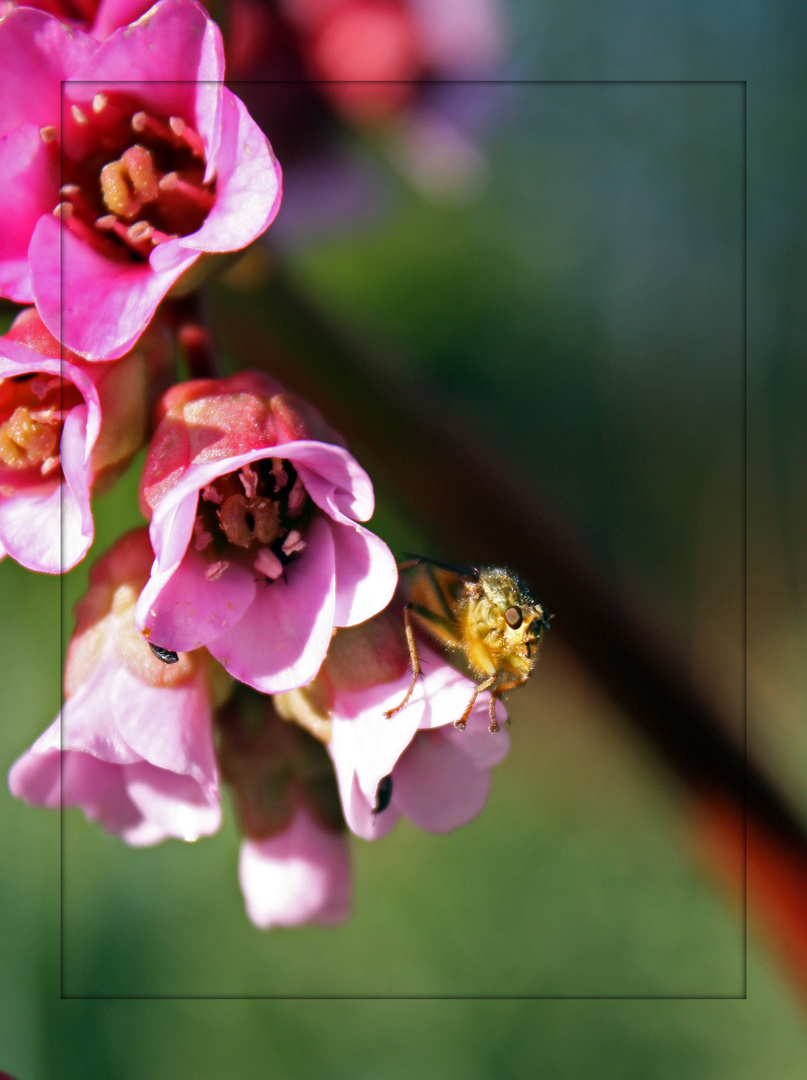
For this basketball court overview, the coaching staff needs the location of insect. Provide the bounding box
[373,775,393,816]
[149,643,179,664]
[384,557,551,733]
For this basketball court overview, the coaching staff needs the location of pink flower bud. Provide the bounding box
[0,1,282,359]
[8,529,229,844]
[135,371,398,694]
[0,309,156,572]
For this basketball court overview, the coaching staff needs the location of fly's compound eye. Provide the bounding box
[504,605,523,629]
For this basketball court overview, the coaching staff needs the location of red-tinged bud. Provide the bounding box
[140,370,345,516]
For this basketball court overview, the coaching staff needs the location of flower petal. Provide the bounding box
[136,543,257,653]
[330,519,398,627]
[393,727,493,833]
[174,87,282,255]
[124,761,221,843]
[238,808,352,929]
[30,212,197,360]
[111,665,218,792]
[208,514,336,693]
[0,125,53,302]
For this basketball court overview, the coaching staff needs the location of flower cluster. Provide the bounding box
[4,0,527,932]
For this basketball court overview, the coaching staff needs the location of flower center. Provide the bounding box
[193,459,312,581]
[0,374,80,479]
[46,91,215,263]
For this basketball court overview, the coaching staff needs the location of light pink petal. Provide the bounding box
[9,743,145,838]
[208,515,336,693]
[443,707,511,768]
[238,807,352,929]
[328,738,401,842]
[0,126,54,302]
[287,442,376,522]
[59,404,95,568]
[30,212,197,360]
[59,662,143,764]
[111,666,218,792]
[413,649,508,731]
[0,8,96,130]
[329,678,424,800]
[136,543,257,652]
[125,761,221,843]
[0,482,67,574]
[394,727,493,834]
[70,0,224,153]
[330,520,397,627]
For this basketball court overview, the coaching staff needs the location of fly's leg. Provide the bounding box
[384,604,421,718]
[486,674,528,732]
[456,675,496,730]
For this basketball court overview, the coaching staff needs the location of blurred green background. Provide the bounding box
[2,0,807,1075]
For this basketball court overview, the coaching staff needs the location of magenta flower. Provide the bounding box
[239,806,352,929]
[135,371,398,694]
[0,308,152,572]
[0,0,282,359]
[8,530,228,844]
[326,643,511,841]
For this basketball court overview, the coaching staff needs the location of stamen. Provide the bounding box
[127,221,153,243]
[201,484,222,504]
[95,214,117,230]
[287,476,307,517]
[254,547,284,580]
[218,493,281,547]
[205,560,229,581]
[60,184,80,198]
[53,202,73,220]
[239,463,259,499]
[92,92,108,114]
[71,104,89,126]
[282,530,307,556]
[40,125,58,144]
[193,517,213,550]
[158,172,215,211]
[271,459,289,490]
[169,116,205,157]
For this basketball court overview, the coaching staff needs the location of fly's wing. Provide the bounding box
[399,556,476,651]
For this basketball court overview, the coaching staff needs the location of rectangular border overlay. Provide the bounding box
[58,78,747,1000]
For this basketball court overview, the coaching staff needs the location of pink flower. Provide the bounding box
[0,0,282,359]
[328,647,510,841]
[8,529,228,844]
[239,806,352,929]
[135,371,398,694]
[275,614,511,841]
[0,308,153,572]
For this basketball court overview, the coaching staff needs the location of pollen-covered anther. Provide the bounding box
[239,463,259,498]
[100,159,141,220]
[53,202,73,220]
[71,104,89,126]
[193,517,213,551]
[40,125,57,144]
[92,93,108,114]
[0,406,59,469]
[121,145,160,202]
[217,493,281,548]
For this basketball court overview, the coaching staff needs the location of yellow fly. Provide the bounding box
[384,557,551,733]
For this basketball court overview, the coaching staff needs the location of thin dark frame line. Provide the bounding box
[55,76,749,1003]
